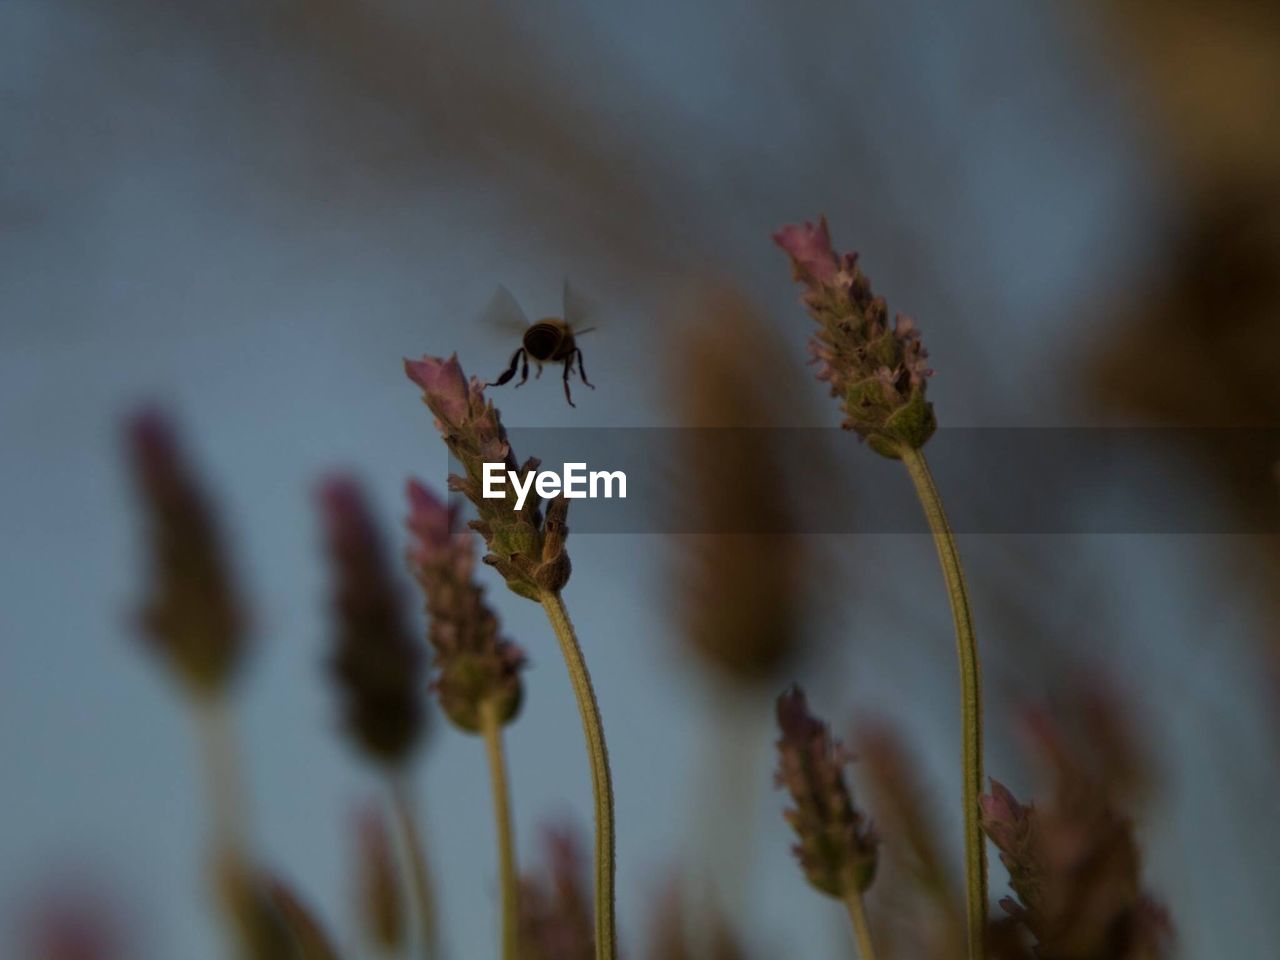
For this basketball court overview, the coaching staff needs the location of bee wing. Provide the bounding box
[478,284,531,334]
[562,277,600,334]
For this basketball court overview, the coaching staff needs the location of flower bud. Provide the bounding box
[774,218,935,456]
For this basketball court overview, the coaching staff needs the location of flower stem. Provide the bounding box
[843,890,878,960]
[899,446,987,960]
[195,696,248,859]
[480,698,519,960]
[538,590,617,960]
[390,774,441,960]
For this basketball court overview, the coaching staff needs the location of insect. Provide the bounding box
[483,279,596,407]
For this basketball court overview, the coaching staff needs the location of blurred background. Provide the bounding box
[2,0,1278,956]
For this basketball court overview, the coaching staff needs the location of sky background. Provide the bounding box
[2,0,1276,957]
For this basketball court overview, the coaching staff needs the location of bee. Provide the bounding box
[483,279,596,407]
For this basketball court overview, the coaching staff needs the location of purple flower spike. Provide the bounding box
[774,216,936,456]
[774,685,878,899]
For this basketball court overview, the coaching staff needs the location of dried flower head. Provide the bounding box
[774,686,878,898]
[318,476,425,766]
[354,804,404,953]
[405,353,571,600]
[774,218,935,456]
[981,702,1171,960]
[125,408,246,698]
[406,479,525,731]
[518,825,594,960]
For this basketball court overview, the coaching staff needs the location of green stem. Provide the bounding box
[843,890,878,960]
[539,590,617,960]
[390,774,441,960]
[899,446,987,960]
[480,699,520,960]
[195,696,248,859]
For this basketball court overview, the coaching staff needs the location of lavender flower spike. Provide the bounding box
[406,478,526,732]
[774,686,878,898]
[774,217,935,457]
[404,353,571,600]
[125,408,246,698]
[318,475,425,766]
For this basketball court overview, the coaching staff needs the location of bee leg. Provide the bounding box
[488,348,525,387]
[514,351,530,388]
[535,362,544,380]
[574,348,595,389]
[562,358,577,407]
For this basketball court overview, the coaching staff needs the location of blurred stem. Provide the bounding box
[390,774,441,960]
[843,891,878,960]
[539,590,617,960]
[899,446,987,960]
[480,698,519,960]
[195,696,248,859]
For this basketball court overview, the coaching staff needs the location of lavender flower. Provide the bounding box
[774,686,878,898]
[262,876,342,960]
[774,218,935,456]
[406,479,526,732]
[318,476,425,766]
[518,826,594,960]
[405,354,570,600]
[981,709,1171,960]
[125,409,247,697]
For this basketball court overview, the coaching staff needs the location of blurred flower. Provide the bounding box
[665,291,817,684]
[354,804,404,954]
[774,686,878,898]
[213,857,299,960]
[981,700,1171,960]
[646,876,746,960]
[518,825,594,960]
[20,882,126,960]
[318,476,425,766]
[263,876,342,960]
[774,217,935,456]
[855,719,963,956]
[125,408,246,698]
[404,353,571,600]
[406,479,525,731]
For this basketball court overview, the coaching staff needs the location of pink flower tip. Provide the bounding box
[773,217,839,285]
[981,779,1022,823]
[404,353,470,425]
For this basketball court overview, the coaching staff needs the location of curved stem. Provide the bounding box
[390,774,441,960]
[899,446,987,960]
[480,699,520,960]
[843,890,879,960]
[539,590,617,960]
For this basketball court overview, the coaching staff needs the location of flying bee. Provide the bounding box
[483,279,596,407]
